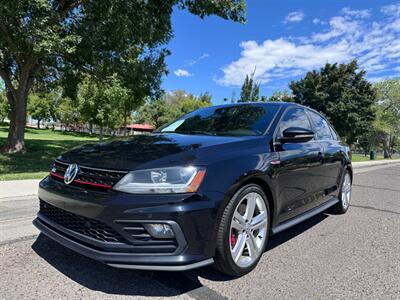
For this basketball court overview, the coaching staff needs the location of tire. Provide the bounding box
[329,169,352,214]
[214,184,270,276]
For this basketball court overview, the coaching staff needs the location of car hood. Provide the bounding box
[58,133,260,170]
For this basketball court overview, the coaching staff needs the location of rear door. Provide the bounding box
[307,110,343,193]
[274,107,325,223]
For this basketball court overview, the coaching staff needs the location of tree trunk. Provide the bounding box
[99,126,103,141]
[2,57,38,153]
[383,137,390,159]
[123,113,128,136]
[123,105,128,136]
[4,90,28,153]
[37,118,41,129]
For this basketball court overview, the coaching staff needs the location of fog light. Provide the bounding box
[144,223,175,239]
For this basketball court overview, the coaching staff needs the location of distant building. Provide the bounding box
[126,123,155,135]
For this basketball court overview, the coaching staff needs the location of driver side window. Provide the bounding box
[277,107,313,139]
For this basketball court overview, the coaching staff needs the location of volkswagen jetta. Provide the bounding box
[33,102,352,276]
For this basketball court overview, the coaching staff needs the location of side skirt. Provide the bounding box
[271,197,339,235]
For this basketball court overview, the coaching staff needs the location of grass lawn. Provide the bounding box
[351,153,384,162]
[0,127,100,180]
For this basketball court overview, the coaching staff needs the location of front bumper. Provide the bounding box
[33,176,223,271]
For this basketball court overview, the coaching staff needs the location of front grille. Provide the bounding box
[39,200,126,243]
[39,200,178,253]
[50,160,127,191]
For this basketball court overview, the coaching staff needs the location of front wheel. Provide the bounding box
[214,184,270,276]
[330,170,352,214]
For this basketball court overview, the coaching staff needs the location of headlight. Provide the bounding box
[113,166,206,194]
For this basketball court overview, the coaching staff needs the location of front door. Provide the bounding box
[274,107,326,223]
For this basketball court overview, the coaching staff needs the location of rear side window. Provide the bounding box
[277,107,313,138]
[308,110,333,140]
[329,125,338,140]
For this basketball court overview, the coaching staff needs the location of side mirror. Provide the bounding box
[279,127,315,143]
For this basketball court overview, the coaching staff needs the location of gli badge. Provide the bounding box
[64,163,80,185]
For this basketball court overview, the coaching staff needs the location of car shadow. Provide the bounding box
[31,212,329,296]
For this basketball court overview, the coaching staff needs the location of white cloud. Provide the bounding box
[216,5,400,86]
[311,16,361,42]
[199,53,210,59]
[313,18,327,25]
[341,7,371,19]
[381,3,400,17]
[284,10,305,23]
[184,53,210,66]
[174,69,193,77]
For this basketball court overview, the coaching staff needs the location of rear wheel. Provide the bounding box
[330,170,352,214]
[214,184,269,276]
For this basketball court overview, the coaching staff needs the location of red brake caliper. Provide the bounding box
[230,232,237,247]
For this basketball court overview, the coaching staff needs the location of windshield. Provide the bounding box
[157,104,279,136]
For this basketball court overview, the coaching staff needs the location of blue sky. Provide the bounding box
[163,0,400,104]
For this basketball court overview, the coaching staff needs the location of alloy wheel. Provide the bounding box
[229,192,268,268]
[341,173,352,209]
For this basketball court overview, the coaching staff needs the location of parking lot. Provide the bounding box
[1,164,399,299]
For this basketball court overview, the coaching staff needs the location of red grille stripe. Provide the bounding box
[50,172,112,189]
[50,172,64,179]
[73,179,112,189]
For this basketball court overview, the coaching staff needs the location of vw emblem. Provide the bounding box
[64,163,79,185]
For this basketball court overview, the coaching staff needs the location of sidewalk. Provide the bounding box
[1,159,400,199]
[0,179,40,200]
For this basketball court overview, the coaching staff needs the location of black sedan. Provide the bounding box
[34,102,352,276]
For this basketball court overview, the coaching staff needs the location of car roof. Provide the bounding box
[208,101,303,109]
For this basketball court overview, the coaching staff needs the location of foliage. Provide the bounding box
[374,78,400,132]
[77,75,129,139]
[0,89,9,122]
[370,78,400,157]
[28,92,56,128]
[177,92,212,115]
[56,97,80,128]
[137,99,181,129]
[289,60,376,144]
[269,91,293,102]
[138,90,212,128]
[239,71,260,102]
[0,0,246,152]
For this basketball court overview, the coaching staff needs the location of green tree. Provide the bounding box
[0,0,246,153]
[269,91,293,102]
[77,76,124,140]
[56,97,80,130]
[137,99,181,128]
[289,60,376,144]
[28,92,55,129]
[137,90,212,128]
[239,71,260,102]
[179,92,212,114]
[0,88,9,123]
[372,78,400,157]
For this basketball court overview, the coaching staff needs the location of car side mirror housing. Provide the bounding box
[279,127,315,143]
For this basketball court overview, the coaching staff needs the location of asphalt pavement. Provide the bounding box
[1,164,399,299]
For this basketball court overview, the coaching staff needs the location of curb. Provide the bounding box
[352,159,400,169]
[0,179,40,200]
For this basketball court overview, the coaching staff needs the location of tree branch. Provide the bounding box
[0,23,22,66]
[60,0,84,18]
[0,67,17,104]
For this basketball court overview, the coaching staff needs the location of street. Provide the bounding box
[1,164,399,300]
